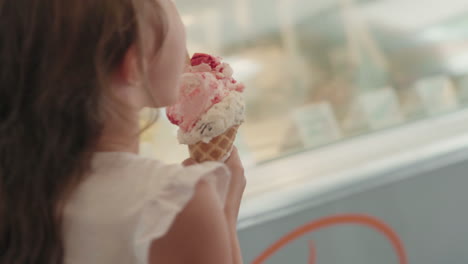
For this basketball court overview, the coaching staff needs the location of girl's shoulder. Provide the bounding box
[64,152,231,263]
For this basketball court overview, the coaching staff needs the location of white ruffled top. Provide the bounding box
[63,152,230,264]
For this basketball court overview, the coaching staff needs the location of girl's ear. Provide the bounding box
[110,45,146,109]
[116,45,140,85]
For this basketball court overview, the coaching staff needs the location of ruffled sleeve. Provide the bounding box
[132,161,231,264]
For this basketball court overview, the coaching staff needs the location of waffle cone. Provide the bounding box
[189,126,239,163]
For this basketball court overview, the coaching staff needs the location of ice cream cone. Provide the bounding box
[168,53,245,162]
[189,126,239,163]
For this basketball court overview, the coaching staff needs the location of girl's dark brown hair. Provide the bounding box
[0,0,166,263]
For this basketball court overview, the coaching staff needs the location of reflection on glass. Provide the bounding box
[141,0,468,164]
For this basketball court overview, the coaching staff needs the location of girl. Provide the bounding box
[0,0,246,264]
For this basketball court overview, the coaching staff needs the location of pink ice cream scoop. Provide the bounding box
[167,53,245,134]
[191,53,221,69]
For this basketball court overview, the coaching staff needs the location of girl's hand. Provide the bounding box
[182,147,246,225]
[181,148,245,264]
[223,147,246,225]
[182,158,196,166]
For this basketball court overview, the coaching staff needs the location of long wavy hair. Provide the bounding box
[0,0,166,263]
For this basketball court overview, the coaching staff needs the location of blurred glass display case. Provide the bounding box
[139,2,468,262]
[140,0,468,165]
